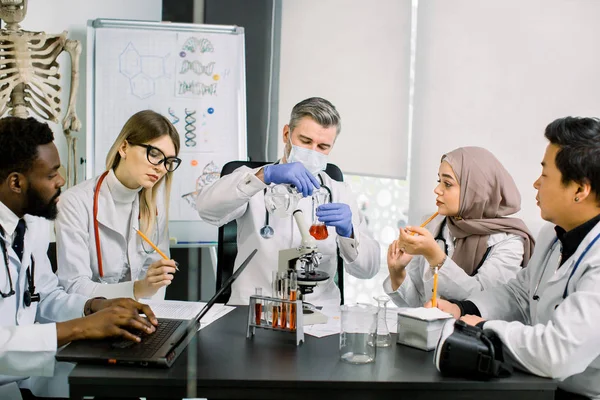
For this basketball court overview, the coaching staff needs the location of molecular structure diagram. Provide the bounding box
[119,43,169,99]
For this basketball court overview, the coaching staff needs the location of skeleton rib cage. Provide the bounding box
[0,30,67,123]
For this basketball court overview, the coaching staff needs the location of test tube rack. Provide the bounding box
[246,295,304,346]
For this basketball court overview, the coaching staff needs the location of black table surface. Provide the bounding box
[69,306,557,400]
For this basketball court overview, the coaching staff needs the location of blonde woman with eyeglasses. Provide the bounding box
[56,110,181,300]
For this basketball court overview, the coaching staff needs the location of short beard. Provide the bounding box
[26,187,60,220]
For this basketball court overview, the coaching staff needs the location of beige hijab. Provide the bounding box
[442,147,535,276]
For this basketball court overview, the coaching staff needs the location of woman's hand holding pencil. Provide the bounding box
[134,259,178,299]
[396,212,445,269]
[387,212,439,291]
[133,228,179,300]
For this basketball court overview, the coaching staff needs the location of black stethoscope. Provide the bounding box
[434,218,449,255]
[0,225,40,307]
[433,217,492,273]
[532,231,600,301]
[260,173,332,239]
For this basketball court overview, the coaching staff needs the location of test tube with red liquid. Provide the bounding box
[254,287,263,325]
[289,272,298,331]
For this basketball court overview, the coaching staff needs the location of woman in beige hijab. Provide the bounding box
[384,146,535,307]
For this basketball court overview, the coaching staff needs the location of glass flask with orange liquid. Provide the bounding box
[309,187,330,240]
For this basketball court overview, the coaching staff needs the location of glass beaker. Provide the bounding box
[264,184,303,218]
[309,187,330,240]
[373,295,393,347]
[339,304,378,364]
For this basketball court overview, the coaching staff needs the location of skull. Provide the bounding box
[0,0,27,26]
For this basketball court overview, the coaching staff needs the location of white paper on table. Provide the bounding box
[303,305,341,338]
[142,299,205,320]
[140,300,235,331]
[303,306,406,338]
[397,307,453,321]
[198,303,235,331]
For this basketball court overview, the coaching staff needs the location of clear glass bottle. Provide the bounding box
[373,295,392,347]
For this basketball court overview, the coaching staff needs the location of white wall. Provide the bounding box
[409,0,600,237]
[21,0,162,183]
[278,0,412,179]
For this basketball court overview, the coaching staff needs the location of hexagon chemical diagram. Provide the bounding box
[119,43,169,99]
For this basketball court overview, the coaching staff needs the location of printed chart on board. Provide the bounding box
[88,20,247,243]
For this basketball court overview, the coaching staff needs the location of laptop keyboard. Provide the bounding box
[110,318,184,359]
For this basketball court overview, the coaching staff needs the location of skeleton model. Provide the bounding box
[0,0,81,186]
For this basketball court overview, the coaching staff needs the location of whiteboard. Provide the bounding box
[86,19,247,244]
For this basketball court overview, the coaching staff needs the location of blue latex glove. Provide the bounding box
[316,203,354,238]
[263,162,320,197]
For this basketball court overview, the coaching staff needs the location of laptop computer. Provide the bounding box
[56,249,257,368]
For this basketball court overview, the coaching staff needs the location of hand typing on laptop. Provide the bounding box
[56,249,258,367]
[56,298,158,347]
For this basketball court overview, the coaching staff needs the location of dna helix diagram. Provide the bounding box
[184,108,197,148]
[168,107,179,125]
[180,60,215,76]
[181,37,214,53]
[178,81,218,96]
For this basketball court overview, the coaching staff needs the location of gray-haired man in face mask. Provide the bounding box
[197,97,380,306]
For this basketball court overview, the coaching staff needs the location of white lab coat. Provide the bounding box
[0,214,88,398]
[197,165,380,306]
[470,221,600,399]
[55,173,169,300]
[383,217,526,307]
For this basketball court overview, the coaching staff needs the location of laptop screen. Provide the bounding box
[196,248,257,322]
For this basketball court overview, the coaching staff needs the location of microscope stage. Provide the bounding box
[297,271,329,283]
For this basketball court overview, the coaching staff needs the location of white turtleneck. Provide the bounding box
[105,170,142,281]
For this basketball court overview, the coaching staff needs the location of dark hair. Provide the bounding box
[544,116,600,202]
[0,117,54,183]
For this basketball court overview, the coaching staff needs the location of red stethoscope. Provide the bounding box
[93,171,110,278]
[93,171,157,278]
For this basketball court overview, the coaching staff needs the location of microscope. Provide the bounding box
[278,209,329,324]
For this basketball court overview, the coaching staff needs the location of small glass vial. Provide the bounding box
[254,287,263,326]
[271,271,280,328]
[289,272,298,331]
[280,273,289,329]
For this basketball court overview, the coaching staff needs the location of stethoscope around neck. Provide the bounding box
[93,171,158,278]
[532,231,600,301]
[260,173,332,239]
[434,218,450,255]
[0,225,40,307]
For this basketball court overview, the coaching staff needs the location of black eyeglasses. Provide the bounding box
[134,144,181,172]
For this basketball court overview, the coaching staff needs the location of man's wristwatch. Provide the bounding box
[84,297,107,316]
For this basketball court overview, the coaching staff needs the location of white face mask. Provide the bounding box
[286,138,328,175]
